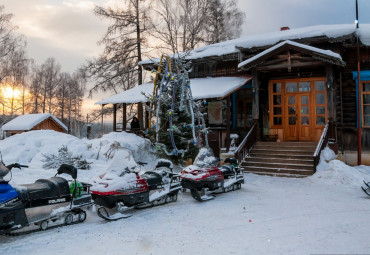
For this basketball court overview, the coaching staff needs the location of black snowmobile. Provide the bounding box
[0,160,92,235]
[361,180,370,197]
[91,148,181,220]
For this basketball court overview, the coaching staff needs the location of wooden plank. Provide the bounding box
[252,69,259,120]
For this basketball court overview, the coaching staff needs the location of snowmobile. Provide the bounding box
[0,160,92,235]
[180,147,244,201]
[90,148,181,221]
[361,180,370,197]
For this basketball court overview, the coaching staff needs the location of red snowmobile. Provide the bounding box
[90,148,181,220]
[180,147,244,201]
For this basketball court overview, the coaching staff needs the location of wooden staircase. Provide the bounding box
[241,141,317,177]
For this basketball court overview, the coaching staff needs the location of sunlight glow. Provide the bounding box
[1,87,22,100]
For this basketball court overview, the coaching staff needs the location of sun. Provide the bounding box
[1,86,22,100]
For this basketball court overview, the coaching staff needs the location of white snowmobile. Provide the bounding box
[90,148,181,220]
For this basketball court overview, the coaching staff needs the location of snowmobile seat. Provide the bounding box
[20,177,70,200]
[220,165,235,179]
[141,171,163,190]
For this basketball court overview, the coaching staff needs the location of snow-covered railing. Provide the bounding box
[313,120,336,172]
[235,121,258,165]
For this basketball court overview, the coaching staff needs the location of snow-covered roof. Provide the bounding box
[139,24,370,65]
[2,113,68,131]
[95,76,251,105]
[238,40,345,69]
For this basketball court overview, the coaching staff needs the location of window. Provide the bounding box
[271,83,282,126]
[315,81,326,125]
[362,82,370,127]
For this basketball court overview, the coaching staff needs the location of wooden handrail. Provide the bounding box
[313,120,336,173]
[235,122,258,165]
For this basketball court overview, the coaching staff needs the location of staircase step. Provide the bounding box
[244,157,313,164]
[244,171,308,178]
[256,141,316,146]
[252,149,314,156]
[249,153,314,160]
[253,145,316,151]
[242,161,313,171]
[241,165,313,176]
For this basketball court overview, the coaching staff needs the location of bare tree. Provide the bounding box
[150,0,245,53]
[39,57,60,114]
[204,0,245,44]
[84,0,151,97]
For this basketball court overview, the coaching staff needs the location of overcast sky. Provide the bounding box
[2,0,370,113]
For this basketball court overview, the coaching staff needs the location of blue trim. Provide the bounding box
[352,70,370,128]
[232,92,236,130]
[243,80,252,89]
[0,183,19,204]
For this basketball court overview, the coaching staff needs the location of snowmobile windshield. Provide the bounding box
[193,147,219,167]
[0,161,10,179]
[102,148,138,179]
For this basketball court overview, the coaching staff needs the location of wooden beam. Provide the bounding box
[138,102,143,129]
[122,103,127,131]
[326,65,334,120]
[225,95,231,151]
[113,104,117,132]
[145,102,150,129]
[256,61,324,71]
[252,69,259,120]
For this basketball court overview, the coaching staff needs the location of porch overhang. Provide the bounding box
[238,40,346,71]
[95,76,252,105]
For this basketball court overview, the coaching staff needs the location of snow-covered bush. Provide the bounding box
[41,145,92,170]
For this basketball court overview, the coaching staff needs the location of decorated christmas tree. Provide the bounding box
[146,55,209,165]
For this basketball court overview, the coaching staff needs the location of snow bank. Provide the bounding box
[310,147,370,186]
[0,130,158,184]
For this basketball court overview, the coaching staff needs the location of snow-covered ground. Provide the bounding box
[1,131,370,255]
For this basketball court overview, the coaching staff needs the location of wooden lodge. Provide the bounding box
[2,113,68,136]
[97,24,370,177]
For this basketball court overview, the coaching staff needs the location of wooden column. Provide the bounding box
[252,69,259,120]
[145,102,150,129]
[326,65,334,121]
[101,104,105,136]
[122,103,127,131]
[138,102,143,129]
[113,104,117,132]
[225,95,231,151]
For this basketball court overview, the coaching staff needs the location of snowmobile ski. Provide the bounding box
[361,181,370,197]
[97,207,133,221]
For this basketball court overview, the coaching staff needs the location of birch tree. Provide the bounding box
[84,0,151,96]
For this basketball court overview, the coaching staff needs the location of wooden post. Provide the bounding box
[252,69,259,120]
[101,104,105,136]
[145,102,150,129]
[225,95,231,151]
[122,103,127,131]
[138,102,143,129]
[326,65,334,121]
[113,104,117,132]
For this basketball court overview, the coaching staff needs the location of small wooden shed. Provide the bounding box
[2,113,68,136]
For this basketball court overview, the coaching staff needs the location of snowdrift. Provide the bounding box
[0,130,158,184]
[310,147,370,186]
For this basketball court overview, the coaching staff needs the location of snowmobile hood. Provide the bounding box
[0,183,18,205]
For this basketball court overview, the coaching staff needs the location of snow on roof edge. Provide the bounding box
[139,24,369,65]
[2,113,68,131]
[238,40,344,69]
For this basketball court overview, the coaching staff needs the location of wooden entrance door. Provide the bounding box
[285,93,312,141]
[269,78,327,142]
